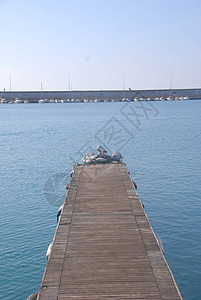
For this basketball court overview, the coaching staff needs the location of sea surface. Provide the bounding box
[0,100,201,300]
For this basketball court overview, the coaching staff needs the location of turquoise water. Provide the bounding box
[0,100,201,300]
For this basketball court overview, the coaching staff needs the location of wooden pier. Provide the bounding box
[37,163,182,299]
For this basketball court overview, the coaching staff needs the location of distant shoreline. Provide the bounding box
[1,88,201,102]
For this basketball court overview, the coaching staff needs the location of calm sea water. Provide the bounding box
[0,100,201,300]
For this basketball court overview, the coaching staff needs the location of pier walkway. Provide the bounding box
[37,163,182,299]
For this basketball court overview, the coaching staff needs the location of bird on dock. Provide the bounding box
[57,204,64,223]
[46,242,53,260]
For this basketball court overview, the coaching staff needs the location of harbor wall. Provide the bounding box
[1,88,201,101]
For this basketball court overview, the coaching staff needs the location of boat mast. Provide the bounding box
[41,82,44,100]
[9,75,12,100]
[169,74,173,97]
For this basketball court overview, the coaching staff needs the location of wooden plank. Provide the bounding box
[37,164,182,300]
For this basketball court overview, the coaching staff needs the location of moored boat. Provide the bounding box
[1,98,7,104]
[14,98,23,103]
[166,96,173,101]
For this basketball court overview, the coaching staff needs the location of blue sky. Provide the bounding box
[0,0,201,91]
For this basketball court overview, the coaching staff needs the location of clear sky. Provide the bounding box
[0,0,201,91]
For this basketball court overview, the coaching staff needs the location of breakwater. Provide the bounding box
[1,88,201,102]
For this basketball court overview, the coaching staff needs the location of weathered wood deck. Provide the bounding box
[37,163,182,299]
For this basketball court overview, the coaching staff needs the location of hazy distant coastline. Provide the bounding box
[1,88,201,103]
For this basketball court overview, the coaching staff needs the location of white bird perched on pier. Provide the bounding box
[46,242,53,260]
